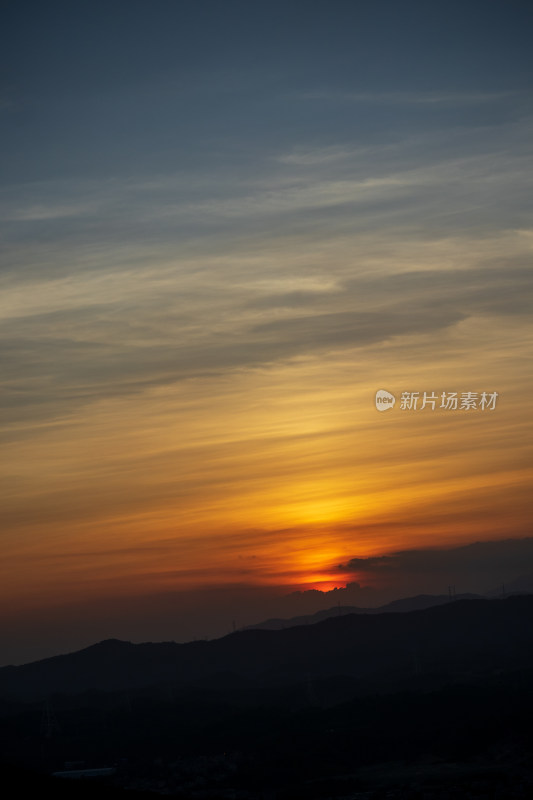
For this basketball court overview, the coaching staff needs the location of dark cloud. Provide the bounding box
[252,307,465,350]
[370,264,533,317]
[340,538,533,594]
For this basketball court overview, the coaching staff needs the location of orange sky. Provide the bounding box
[2,281,531,615]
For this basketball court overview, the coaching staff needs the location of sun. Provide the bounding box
[286,542,353,592]
[303,577,346,593]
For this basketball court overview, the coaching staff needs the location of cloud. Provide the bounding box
[299,90,519,106]
[339,538,533,593]
[1,238,531,429]
[1,104,532,436]
[251,307,465,351]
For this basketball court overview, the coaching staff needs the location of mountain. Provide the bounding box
[244,592,483,630]
[1,596,532,702]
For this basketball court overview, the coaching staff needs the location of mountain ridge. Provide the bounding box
[1,595,532,702]
[244,591,484,630]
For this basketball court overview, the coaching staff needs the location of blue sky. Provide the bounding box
[4,0,533,183]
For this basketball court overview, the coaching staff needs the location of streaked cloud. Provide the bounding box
[300,90,519,106]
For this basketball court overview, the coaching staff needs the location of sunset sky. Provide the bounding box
[1,0,532,664]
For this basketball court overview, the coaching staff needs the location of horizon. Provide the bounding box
[3,588,532,670]
[2,539,532,667]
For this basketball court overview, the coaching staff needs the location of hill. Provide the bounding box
[244,592,483,630]
[1,596,532,702]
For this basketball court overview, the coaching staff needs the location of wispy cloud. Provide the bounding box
[300,90,519,106]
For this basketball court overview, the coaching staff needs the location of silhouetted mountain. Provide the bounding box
[2,599,533,798]
[1,596,532,703]
[245,592,483,630]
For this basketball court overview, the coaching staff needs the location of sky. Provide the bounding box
[1,0,532,665]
